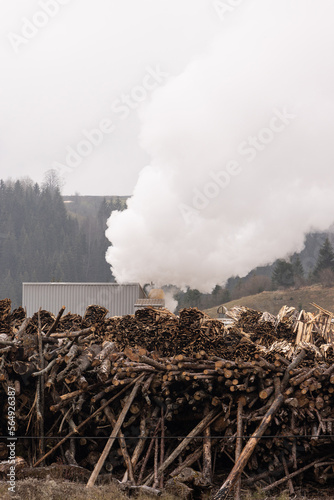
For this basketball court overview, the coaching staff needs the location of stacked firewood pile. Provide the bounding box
[1,299,334,499]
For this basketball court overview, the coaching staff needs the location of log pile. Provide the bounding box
[1,299,334,498]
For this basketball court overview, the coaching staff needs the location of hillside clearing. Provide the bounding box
[204,285,334,317]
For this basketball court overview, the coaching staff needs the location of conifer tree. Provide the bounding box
[272,259,294,288]
[292,255,304,279]
[314,238,334,277]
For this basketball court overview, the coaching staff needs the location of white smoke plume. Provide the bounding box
[163,291,178,313]
[106,0,334,292]
[145,285,179,313]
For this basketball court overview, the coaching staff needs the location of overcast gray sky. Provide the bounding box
[3,1,334,288]
[104,0,334,290]
[0,0,224,195]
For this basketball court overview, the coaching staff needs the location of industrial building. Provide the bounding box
[22,282,148,317]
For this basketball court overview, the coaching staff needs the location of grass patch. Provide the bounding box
[2,480,334,500]
[0,479,179,500]
[0,479,127,500]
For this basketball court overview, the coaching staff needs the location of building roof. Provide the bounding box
[134,298,165,308]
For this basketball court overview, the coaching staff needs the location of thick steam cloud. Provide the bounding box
[106,0,334,292]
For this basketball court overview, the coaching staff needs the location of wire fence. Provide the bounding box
[1,434,334,440]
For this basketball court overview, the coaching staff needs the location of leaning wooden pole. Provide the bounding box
[145,408,221,486]
[159,407,165,489]
[36,309,45,462]
[86,376,144,488]
[234,396,245,500]
[213,393,285,500]
[46,305,65,337]
[33,379,138,467]
[102,401,135,483]
[202,404,212,484]
[262,453,334,492]
[138,416,162,485]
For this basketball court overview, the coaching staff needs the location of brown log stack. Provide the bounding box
[0,299,334,498]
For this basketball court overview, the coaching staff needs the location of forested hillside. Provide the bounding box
[1,176,333,311]
[0,179,119,307]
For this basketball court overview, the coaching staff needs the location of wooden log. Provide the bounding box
[243,459,295,485]
[170,447,203,477]
[73,393,85,413]
[257,356,283,373]
[50,327,94,339]
[234,397,245,500]
[160,407,165,489]
[142,373,154,405]
[138,415,162,485]
[281,349,307,391]
[41,336,59,344]
[51,378,112,410]
[13,361,37,377]
[321,363,334,379]
[102,400,135,483]
[65,344,101,383]
[263,453,334,492]
[58,404,78,434]
[144,408,221,486]
[282,455,294,495]
[33,378,140,467]
[45,363,59,389]
[44,339,73,361]
[202,404,212,485]
[56,346,81,383]
[153,436,159,488]
[31,357,58,378]
[259,387,274,400]
[139,355,167,371]
[36,309,45,462]
[86,375,144,488]
[0,339,17,347]
[15,317,30,341]
[64,344,80,364]
[122,408,152,483]
[77,375,88,390]
[97,358,111,382]
[213,393,285,500]
[45,306,65,337]
[91,341,117,367]
[290,367,316,386]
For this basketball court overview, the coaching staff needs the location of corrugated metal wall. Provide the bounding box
[22,283,146,317]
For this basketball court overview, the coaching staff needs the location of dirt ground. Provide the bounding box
[1,479,334,500]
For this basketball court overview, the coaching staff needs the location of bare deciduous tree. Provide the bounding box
[42,169,64,192]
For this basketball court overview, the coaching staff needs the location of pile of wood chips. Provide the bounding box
[0,298,334,499]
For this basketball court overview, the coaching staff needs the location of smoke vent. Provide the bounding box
[134,288,165,310]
